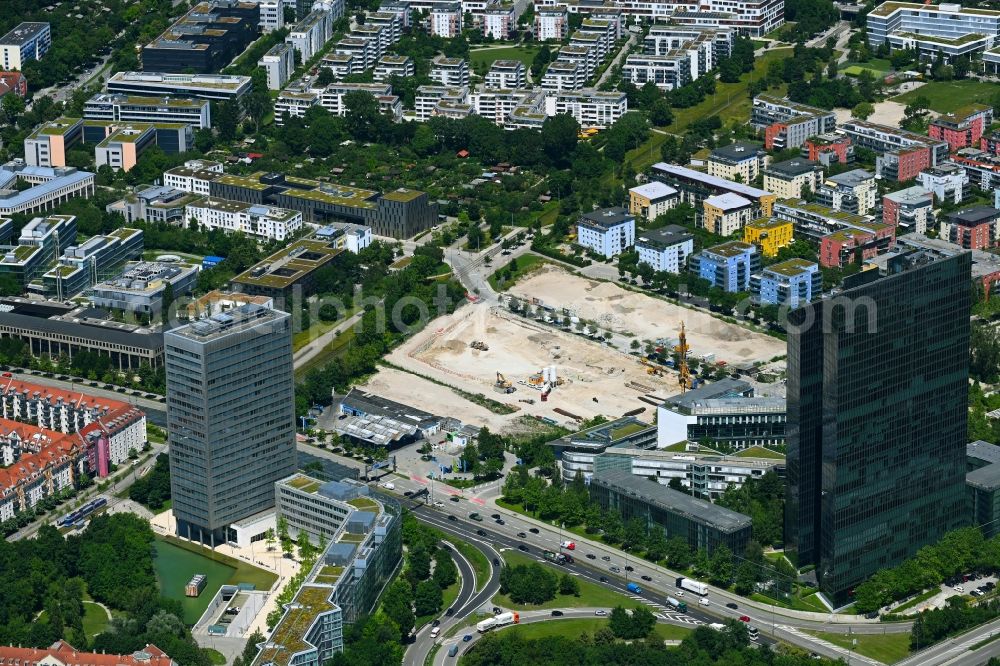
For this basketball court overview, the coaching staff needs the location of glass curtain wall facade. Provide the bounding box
[785,252,971,605]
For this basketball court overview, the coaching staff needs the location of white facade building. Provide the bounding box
[185,197,303,241]
[259,43,296,91]
[535,8,568,40]
[577,207,636,258]
[430,2,463,38]
[636,224,693,274]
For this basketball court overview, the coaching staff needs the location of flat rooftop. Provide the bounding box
[170,303,281,342]
[704,241,754,258]
[765,258,817,277]
[0,22,49,46]
[652,163,771,199]
[234,239,344,289]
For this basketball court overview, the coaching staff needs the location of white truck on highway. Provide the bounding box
[708,623,726,632]
[676,576,708,596]
[476,611,520,633]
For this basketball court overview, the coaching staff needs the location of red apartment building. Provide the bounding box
[0,642,175,666]
[0,71,26,97]
[803,134,852,165]
[879,146,930,183]
[946,206,999,250]
[929,106,993,153]
[819,224,896,268]
[983,131,1000,156]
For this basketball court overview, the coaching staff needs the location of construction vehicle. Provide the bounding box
[527,372,544,387]
[518,398,535,405]
[540,381,551,402]
[470,340,489,351]
[494,371,515,394]
[675,322,691,393]
[640,358,663,376]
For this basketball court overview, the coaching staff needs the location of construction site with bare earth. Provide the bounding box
[362,266,786,434]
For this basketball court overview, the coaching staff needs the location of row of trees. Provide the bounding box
[854,527,1000,612]
[911,596,1000,649]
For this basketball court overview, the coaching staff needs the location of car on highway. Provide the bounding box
[493,558,500,566]
[434,501,444,507]
[601,555,611,561]
[430,627,440,638]
[381,482,395,490]
[463,634,472,642]
[450,496,461,502]
[599,576,608,582]
[699,598,710,606]
[446,607,455,616]
[586,554,596,560]
[518,545,529,552]
[675,590,684,597]
[476,529,487,536]
[551,610,563,616]
[404,491,413,496]
[517,532,527,538]
[739,615,750,623]
[641,575,652,581]
[594,610,607,616]
[529,527,539,534]
[726,603,738,610]
[495,518,505,525]
[609,566,621,573]
[491,513,500,519]
[432,620,440,627]
[448,515,457,521]
[624,566,634,572]
[493,607,502,614]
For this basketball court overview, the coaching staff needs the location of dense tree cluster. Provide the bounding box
[971,323,1000,384]
[853,528,1000,613]
[911,596,1000,649]
[129,453,171,511]
[715,472,784,547]
[0,513,211,665]
[608,605,657,639]
[463,620,839,665]
[783,0,840,41]
[499,562,560,604]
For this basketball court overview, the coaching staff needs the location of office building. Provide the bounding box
[751,95,837,151]
[803,133,854,167]
[635,225,693,274]
[707,142,769,183]
[83,93,212,130]
[0,214,77,292]
[918,164,970,205]
[233,238,345,300]
[628,182,678,221]
[929,105,993,153]
[883,186,933,234]
[91,261,200,317]
[94,124,158,173]
[651,163,777,217]
[703,192,756,236]
[590,468,752,555]
[143,1,262,74]
[657,378,786,451]
[259,43,295,91]
[23,118,84,168]
[253,478,401,666]
[763,159,824,200]
[689,241,759,292]
[942,206,999,250]
[742,217,793,257]
[816,169,877,215]
[109,185,204,224]
[185,197,303,241]
[0,23,51,71]
[576,208,635,259]
[0,162,95,217]
[967,441,1000,538]
[785,250,972,605]
[166,304,296,546]
[550,416,657,483]
[866,1,1000,61]
[594,446,784,499]
[315,223,372,254]
[536,8,569,40]
[334,388,440,447]
[41,227,144,300]
[751,258,821,307]
[106,71,253,105]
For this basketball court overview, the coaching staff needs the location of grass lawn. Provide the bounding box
[750,590,829,613]
[292,312,355,353]
[627,49,793,174]
[205,649,227,665]
[488,253,552,291]
[891,81,999,114]
[734,446,786,460]
[494,550,640,611]
[449,538,491,592]
[504,617,692,642]
[470,45,541,70]
[804,630,912,664]
[82,601,110,638]
[294,327,356,379]
[840,58,892,72]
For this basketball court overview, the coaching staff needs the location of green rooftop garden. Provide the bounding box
[256,586,335,666]
[347,497,378,510]
[338,532,366,543]
[610,422,648,440]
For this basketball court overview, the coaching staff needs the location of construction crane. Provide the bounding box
[675,321,691,393]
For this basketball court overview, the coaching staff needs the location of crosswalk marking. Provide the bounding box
[626,596,702,625]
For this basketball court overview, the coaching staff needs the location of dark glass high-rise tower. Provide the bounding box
[785,251,971,606]
[166,303,297,546]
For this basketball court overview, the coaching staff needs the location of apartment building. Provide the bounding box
[866,1,1000,61]
[942,206,999,250]
[918,163,971,205]
[0,23,51,71]
[540,61,585,91]
[430,2,463,38]
[952,149,1000,193]
[0,71,27,98]
[539,0,781,36]
[259,0,285,31]
[650,162,777,217]
[142,1,261,74]
[556,44,599,80]
[287,9,335,61]
[816,169,877,215]
[703,193,756,236]
[84,93,211,129]
[315,222,373,253]
[536,8,569,40]
[24,118,83,168]
[763,159,824,200]
[842,118,949,173]
[106,71,253,105]
[544,90,626,129]
[185,197,303,241]
[164,159,225,194]
[803,133,854,166]
[929,105,993,152]
[373,55,414,81]
[645,24,734,59]
[483,6,517,39]
[628,181,679,220]
[577,208,635,258]
[690,241,759,292]
[379,0,413,29]
[883,186,934,234]
[707,142,769,183]
[751,95,837,151]
[635,225,693,274]
[415,85,470,121]
[743,217,793,257]
[259,43,295,91]
[430,57,469,87]
[367,11,403,44]
[485,60,526,89]
[751,258,821,307]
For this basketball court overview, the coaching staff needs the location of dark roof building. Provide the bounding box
[142,1,262,74]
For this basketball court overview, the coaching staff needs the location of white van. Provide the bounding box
[430,627,441,638]
[699,598,710,607]
[382,482,395,490]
